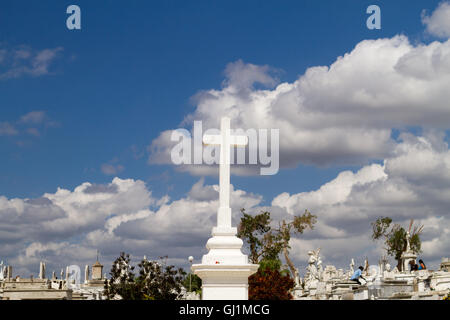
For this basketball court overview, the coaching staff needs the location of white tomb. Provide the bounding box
[191,117,258,300]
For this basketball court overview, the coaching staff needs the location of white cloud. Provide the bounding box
[101,163,124,176]
[0,45,63,80]
[149,35,450,175]
[422,1,450,38]
[272,132,450,270]
[222,59,279,90]
[113,178,262,247]
[0,177,263,275]
[2,132,450,275]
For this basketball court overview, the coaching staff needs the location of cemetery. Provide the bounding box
[2,0,450,307]
[2,117,448,301]
[1,254,449,300]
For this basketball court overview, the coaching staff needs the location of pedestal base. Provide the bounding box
[192,264,259,300]
[192,231,258,300]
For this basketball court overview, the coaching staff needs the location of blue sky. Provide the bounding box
[0,0,442,201]
[1,0,450,275]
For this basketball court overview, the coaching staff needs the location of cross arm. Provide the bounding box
[203,134,248,146]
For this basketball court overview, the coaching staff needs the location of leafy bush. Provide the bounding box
[103,252,185,300]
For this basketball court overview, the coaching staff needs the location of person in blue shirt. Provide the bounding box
[350,266,365,284]
[418,259,426,270]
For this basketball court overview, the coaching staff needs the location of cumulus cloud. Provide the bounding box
[422,1,450,38]
[2,132,450,276]
[0,178,157,274]
[272,132,450,270]
[0,44,63,80]
[149,35,450,175]
[0,177,263,276]
[113,178,262,247]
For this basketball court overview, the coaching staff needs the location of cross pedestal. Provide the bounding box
[191,117,258,300]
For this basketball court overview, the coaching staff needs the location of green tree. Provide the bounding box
[237,209,272,264]
[104,253,186,300]
[103,252,142,300]
[237,209,316,266]
[237,208,316,299]
[371,218,423,271]
[137,256,186,300]
[182,273,202,294]
[279,210,317,280]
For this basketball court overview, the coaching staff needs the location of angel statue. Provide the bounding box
[305,248,322,282]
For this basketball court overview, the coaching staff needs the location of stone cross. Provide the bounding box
[203,117,248,231]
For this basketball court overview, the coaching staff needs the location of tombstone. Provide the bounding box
[440,258,450,271]
[324,265,337,282]
[39,261,46,279]
[2,268,7,280]
[384,263,395,280]
[191,117,258,300]
[349,258,355,274]
[363,258,369,275]
[92,261,103,280]
[341,292,354,300]
[0,261,4,281]
[67,265,81,290]
[379,255,389,275]
[316,281,327,296]
[85,265,90,283]
[65,266,69,283]
[6,266,12,280]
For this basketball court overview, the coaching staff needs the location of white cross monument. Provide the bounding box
[191,117,259,300]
